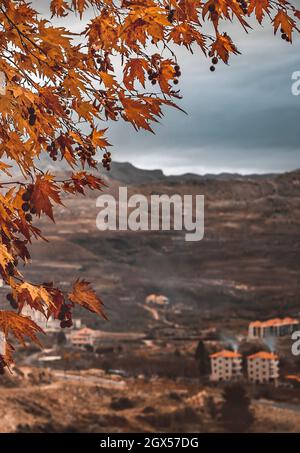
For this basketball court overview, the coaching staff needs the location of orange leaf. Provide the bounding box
[123,58,149,90]
[50,0,69,17]
[31,174,62,221]
[248,0,271,24]
[211,33,240,63]
[68,279,107,319]
[91,128,110,149]
[273,9,295,42]
[0,311,43,347]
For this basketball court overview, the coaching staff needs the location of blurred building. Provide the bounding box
[145,294,169,306]
[247,351,279,384]
[209,350,242,382]
[21,306,82,333]
[69,327,96,348]
[21,306,60,333]
[248,317,300,339]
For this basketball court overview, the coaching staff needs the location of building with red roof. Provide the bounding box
[247,351,279,384]
[209,350,242,382]
[248,317,300,340]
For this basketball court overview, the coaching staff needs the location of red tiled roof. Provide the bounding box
[248,351,278,360]
[71,327,95,337]
[285,375,300,383]
[210,350,241,359]
[249,317,299,328]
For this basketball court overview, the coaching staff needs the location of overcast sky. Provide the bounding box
[37,2,300,175]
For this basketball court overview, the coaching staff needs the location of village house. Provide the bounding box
[247,351,279,385]
[248,317,300,339]
[69,327,97,348]
[209,350,243,382]
[145,294,169,306]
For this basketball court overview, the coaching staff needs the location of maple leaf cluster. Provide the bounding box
[0,0,299,369]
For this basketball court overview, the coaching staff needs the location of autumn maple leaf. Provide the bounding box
[68,279,107,319]
[273,9,296,42]
[0,311,43,347]
[31,174,63,221]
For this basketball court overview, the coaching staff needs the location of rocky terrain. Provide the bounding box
[1,162,300,432]
[17,162,300,332]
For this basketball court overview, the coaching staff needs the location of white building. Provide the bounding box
[21,307,82,333]
[69,327,96,348]
[210,350,243,382]
[248,317,300,339]
[247,351,279,384]
[21,306,60,333]
[73,318,82,330]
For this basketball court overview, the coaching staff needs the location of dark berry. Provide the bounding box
[22,191,31,202]
[29,115,36,126]
[22,203,30,212]
[65,319,73,328]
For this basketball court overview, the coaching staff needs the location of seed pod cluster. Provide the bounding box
[102,151,111,171]
[21,185,36,223]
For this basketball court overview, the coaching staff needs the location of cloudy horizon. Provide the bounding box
[110,26,300,175]
[36,2,300,175]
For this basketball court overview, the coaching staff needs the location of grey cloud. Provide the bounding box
[30,3,300,174]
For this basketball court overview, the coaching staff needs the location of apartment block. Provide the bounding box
[210,350,243,382]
